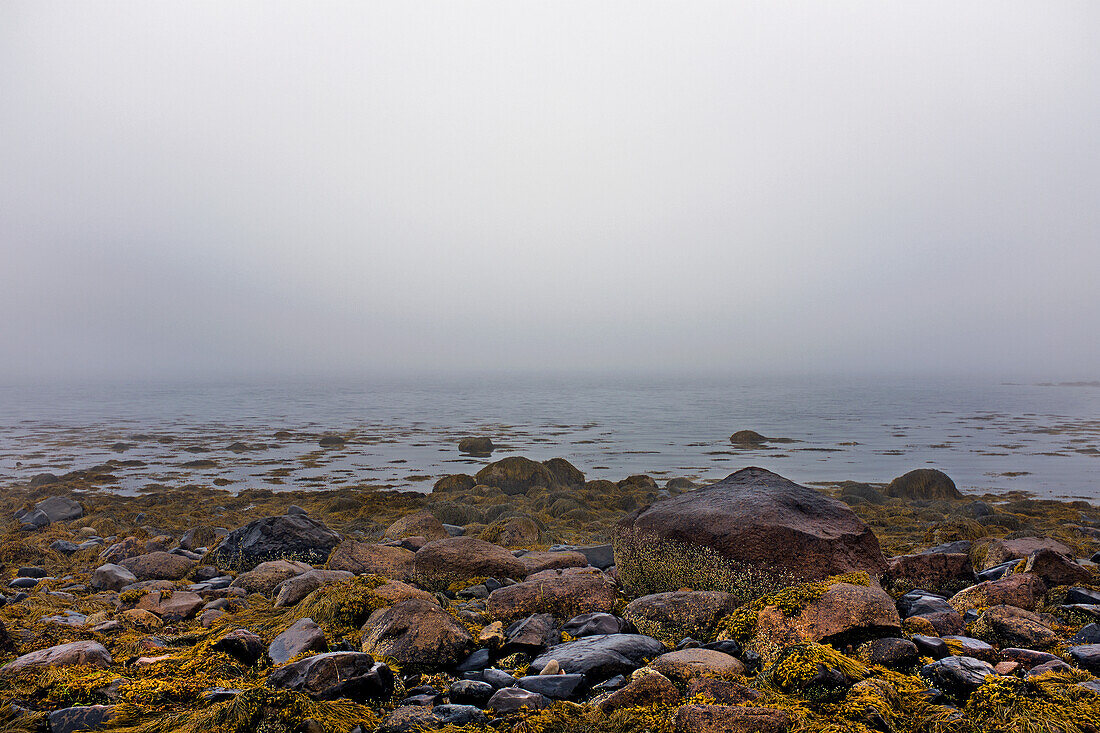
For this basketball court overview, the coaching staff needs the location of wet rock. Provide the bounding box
[212,629,266,666]
[385,511,448,542]
[9,577,40,589]
[29,472,61,487]
[974,605,1059,649]
[542,458,585,487]
[230,559,313,595]
[948,573,1045,612]
[47,705,116,733]
[1000,647,1060,669]
[517,673,586,699]
[35,495,84,523]
[595,671,681,712]
[674,705,792,733]
[486,687,548,712]
[1069,623,1100,645]
[980,537,1075,570]
[360,598,474,669]
[433,704,488,727]
[885,553,975,595]
[860,637,918,667]
[180,526,223,551]
[377,706,435,733]
[19,508,50,530]
[684,677,763,705]
[486,567,617,620]
[266,651,393,701]
[413,537,526,590]
[118,551,195,581]
[942,636,996,662]
[1066,588,1100,605]
[475,456,558,495]
[318,435,346,448]
[518,550,588,574]
[101,537,144,564]
[480,516,542,547]
[885,469,961,500]
[448,679,494,706]
[921,656,995,698]
[615,467,887,587]
[529,633,666,681]
[649,649,746,684]
[51,540,82,555]
[209,514,341,571]
[136,590,204,621]
[1022,548,1092,586]
[432,474,477,494]
[1068,644,1100,674]
[751,582,901,648]
[977,560,1020,582]
[912,634,950,659]
[550,544,615,570]
[2,640,112,671]
[455,649,491,672]
[326,541,415,581]
[623,590,738,643]
[896,589,953,617]
[268,617,328,665]
[503,613,560,653]
[729,430,769,446]
[562,612,629,638]
[273,569,355,607]
[1027,659,1073,677]
[458,437,494,455]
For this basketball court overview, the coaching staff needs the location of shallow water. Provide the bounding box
[0,376,1097,500]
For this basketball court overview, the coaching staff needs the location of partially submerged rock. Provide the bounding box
[885,469,962,500]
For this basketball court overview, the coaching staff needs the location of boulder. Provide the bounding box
[649,649,746,684]
[596,671,681,713]
[229,560,313,595]
[135,590,204,621]
[212,629,266,666]
[615,467,887,591]
[980,537,1075,570]
[326,541,414,580]
[920,656,995,698]
[948,573,1046,613]
[2,641,111,672]
[1068,644,1100,674]
[118,552,195,581]
[516,674,586,700]
[885,553,975,595]
[529,634,666,681]
[384,511,448,542]
[458,437,494,455]
[475,457,557,495]
[486,567,618,620]
[562,612,629,638]
[542,458,585,487]
[35,495,84,523]
[268,618,328,665]
[360,598,474,669]
[487,687,548,712]
[751,582,901,649]
[859,637,918,667]
[266,651,393,701]
[89,563,138,591]
[1023,548,1092,587]
[974,605,1059,649]
[729,430,769,446]
[413,537,526,590]
[273,569,355,607]
[674,705,792,733]
[503,614,560,653]
[480,516,542,547]
[208,515,341,571]
[432,474,477,494]
[623,590,738,643]
[885,469,961,500]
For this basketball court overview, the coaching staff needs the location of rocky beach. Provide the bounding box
[2,447,1099,733]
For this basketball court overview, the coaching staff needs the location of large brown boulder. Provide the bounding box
[326,541,415,581]
[750,582,900,653]
[384,511,448,542]
[474,457,557,495]
[615,467,886,591]
[623,591,739,643]
[119,551,195,581]
[885,469,962,500]
[948,573,1046,613]
[413,537,527,590]
[649,649,746,684]
[485,567,618,620]
[360,598,474,670]
[2,641,112,672]
[230,559,313,595]
[979,537,1075,570]
[885,552,975,595]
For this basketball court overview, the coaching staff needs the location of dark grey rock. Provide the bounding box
[1068,644,1100,674]
[268,618,327,665]
[47,705,115,733]
[1069,623,1100,645]
[912,635,950,660]
[208,514,341,570]
[529,633,665,681]
[35,496,83,522]
[921,656,995,697]
[518,673,586,699]
[487,687,548,712]
[432,704,487,727]
[897,589,953,618]
[447,679,494,706]
[266,651,392,701]
[562,612,628,638]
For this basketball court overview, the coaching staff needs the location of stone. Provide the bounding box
[529,633,666,681]
[360,598,474,670]
[118,552,195,581]
[911,634,950,659]
[384,511,448,542]
[517,674,586,699]
[615,467,887,587]
[1067,588,1100,605]
[549,544,615,570]
[89,564,137,591]
[230,559,313,595]
[448,679,495,706]
[2,641,111,671]
[1023,548,1092,587]
[475,456,561,495]
[674,705,792,733]
[885,553,975,594]
[100,537,144,564]
[326,541,415,580]
[948,573,1046,613]
[267,651,393,701]
[47,705,116,733]
[1069,623,1100,645]
[1000,647,1060,669]
[503,614,560,653]
[684,677,763,705]
[268,618,328,665]
[273,569,355,607]
[212,629,266,666]
[729,430,769,445]
[432,704,487,728]
[377,706,435,733]
[975,605,1059,649]
[623,591,738,643]
[884,469,961,500]
[942,636,996,662]
[896,589,953,617]
[480,516,542,547]
[751,582,900,649]
[1027,659,1074,677]
[860,637,918,667]
[208,514,342,571]
[562,612,628,638]
[458,437,494,455]
[432,474,477,494]
[542,457,585,487]
[413,537,527,590]
[518,550,589,574]
[1068,644,1100,674]
[980,537,1075,570]
[35,495,84,522]
[920,656,995,698]
[486,567,617,620]
[486,687,548,712]
[136,590,204,621]
[649,649,746,684]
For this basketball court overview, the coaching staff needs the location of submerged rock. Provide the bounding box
[885,469,962,500]
[458,437,494,455]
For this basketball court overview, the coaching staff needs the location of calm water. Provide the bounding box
[0,376,1097,500]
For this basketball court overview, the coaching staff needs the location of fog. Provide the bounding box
[2,2,1098,383]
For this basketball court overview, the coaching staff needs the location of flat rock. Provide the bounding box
[2,641,111,672]
[136,590,204,621]
[529,633,666,681]
[35,495,84,523]
[89,563,138,591]
[649,649,746,684]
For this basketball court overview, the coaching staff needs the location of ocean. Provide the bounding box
[0,376,1097,500]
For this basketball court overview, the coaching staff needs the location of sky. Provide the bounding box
[2,2,1099,382]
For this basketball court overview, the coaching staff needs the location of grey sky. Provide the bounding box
[2,2,1098,381]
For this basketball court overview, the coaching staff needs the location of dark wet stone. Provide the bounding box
[897,589,953,618]
[432,704,487,727]
[517,673,586,699]
[504,613,560,652]
[487,687,548,712]
[1067,588,1100,605]
[200,687,241,702]
[977,561,1018,582]
[1069,623,1100,645]
[209,514,342,571]
[455,648,491,672]
[529,633,666,681]
[550,544,615,570]
[1068,644,1100,674]
[702,639,743,657]
[47,705,115,733]
[463,668,518,689]
[1000,648,1060,669]
[213,629,266,666]
[921,656,995,697]
[863,637,918,667]
[19,509,50,529]
[923,541,973,554]
[943,636,996,662]
[51,540,81,555]
[266,651,393,701]
[8,577,39,589]
[268,618,327,665]
[912,635,950,660]
[377,706,435,733]
[447,679,494,706]
[18,566,48,578]
[35,496,84,522]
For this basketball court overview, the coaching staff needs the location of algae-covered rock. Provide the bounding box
[230,559,313,595]
[326,541,414,580]
[729,430,769,446]
[360,598,474,670]
[649,649,746,684]
[486,567,618,620]
[475,456,558,495]
[413,536,526,590]
[623,590,738,643]
[209,514,342,571]
[595,671,680,713]
[750,581,901,652]
[35,495,84,523]
[266,651,393,701]
[885,469,962,500]
[542,457,585,487]
[383,511,448,542]
[885,552,975,595]
[273,569,355,607]
[948,573,1046,613]
[458,436,494,455]
[480,516,542,547]
[675,704,791,733]
[972,604,1059,649]
[432,474,477,494]
[616,467,887,595]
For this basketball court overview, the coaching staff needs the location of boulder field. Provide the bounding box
[0,462,1098,733]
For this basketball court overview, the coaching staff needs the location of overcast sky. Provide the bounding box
[2,2,1098,382]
